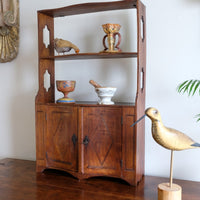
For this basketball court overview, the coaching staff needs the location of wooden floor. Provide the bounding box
[0,158,200,200]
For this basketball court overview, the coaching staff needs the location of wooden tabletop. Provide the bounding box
[0,158,199,200]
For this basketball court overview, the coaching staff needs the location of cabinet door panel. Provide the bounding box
[81,107,122,176]
[46,106,78,171]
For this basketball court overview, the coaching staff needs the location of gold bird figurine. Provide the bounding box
[54,38,80,55]
[145,107,200,191]
[145,107,200,151]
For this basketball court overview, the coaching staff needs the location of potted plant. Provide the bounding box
[177,79,200,121]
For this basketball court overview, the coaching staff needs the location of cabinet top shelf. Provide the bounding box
[38,0,137,17]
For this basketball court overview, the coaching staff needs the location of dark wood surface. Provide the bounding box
[0,158,200,200]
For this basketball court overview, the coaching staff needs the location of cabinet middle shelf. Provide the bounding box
[39,101,135,107]
[40,52,138,60]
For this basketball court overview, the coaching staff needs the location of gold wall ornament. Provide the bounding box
[0,0,19,63]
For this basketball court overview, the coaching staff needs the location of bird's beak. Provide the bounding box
[130,114,146,127]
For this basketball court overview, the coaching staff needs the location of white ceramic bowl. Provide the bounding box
[95,87,117,105]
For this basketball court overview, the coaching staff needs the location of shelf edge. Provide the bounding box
[39,52,138,60]
[38,0,137,17]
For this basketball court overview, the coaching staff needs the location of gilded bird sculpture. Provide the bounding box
[54,38,80,55]
[131,107,200,199]
[145,107,200,151]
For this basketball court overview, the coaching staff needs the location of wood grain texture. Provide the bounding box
[158,183,182,200]
[80,107,122,177]
[40,52,138,60]
[45,106,78,171]
[36,104,143,185]
[36,12,55,104]
[0,159,200,200]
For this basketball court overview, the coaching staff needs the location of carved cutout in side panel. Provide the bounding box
[44,70,51,92]
[43,25,50,48]
[36,59,55,104]
[141,16,145,42]
[140,68,144,92]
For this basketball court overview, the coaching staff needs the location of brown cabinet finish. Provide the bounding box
[35,0,146,186]
[46,106,78,172]
[80,107,122,177]
[36,105,143,185]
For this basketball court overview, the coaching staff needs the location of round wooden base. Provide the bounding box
[158,183,182,200]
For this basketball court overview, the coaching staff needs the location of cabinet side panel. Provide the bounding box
[36,59,55,104]
[38,12,54,57]
[35,106,46,172]
[135,0,146,183]
[36,12,55,104]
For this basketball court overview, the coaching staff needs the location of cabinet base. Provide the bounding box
[36,164,142,186]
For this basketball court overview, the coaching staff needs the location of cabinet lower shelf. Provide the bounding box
[35,103,144,186]
[41,52,138,60]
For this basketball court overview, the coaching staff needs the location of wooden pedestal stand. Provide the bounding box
[158,151,182,200]
[158,183,182,200]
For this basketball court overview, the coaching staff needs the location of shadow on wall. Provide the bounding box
[9,23,38,160]
[185,0,200,3]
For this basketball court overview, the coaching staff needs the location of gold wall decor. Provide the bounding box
[0,0,19,63]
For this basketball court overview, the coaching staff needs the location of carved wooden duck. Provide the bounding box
[54,38,80,55]
[145,107,200,151]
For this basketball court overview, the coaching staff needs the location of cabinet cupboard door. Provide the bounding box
[80,107,122,176]
[45,106,78,171]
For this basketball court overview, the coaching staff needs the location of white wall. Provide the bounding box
[0,0,200,182]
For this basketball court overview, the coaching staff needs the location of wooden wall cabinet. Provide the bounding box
[35,0,146,186]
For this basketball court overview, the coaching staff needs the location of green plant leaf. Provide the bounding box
[192,81,200,96]
[183,80,193,94]
[177,79,200,123]
[178,79,200,96]
[189,80,198,96]
[177,80,189,93]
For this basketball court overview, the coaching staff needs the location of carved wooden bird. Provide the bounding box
[54,38,80,55]
[145,107,200,151]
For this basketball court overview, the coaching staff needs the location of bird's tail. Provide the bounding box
[191,143,200,148]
